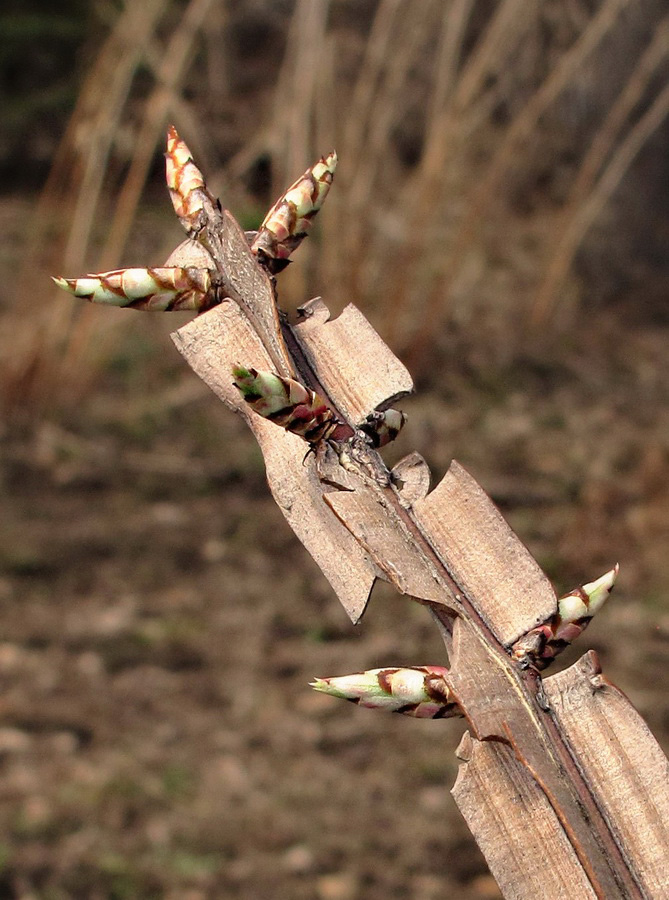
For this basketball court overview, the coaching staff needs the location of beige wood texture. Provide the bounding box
[164,237,216,269]
[544,652,669,898]
[325,486,459,608]
[391,452,432,506]
[171,303,376,622]
[450,619,669,898]
[218,210,296,378]
[453,732,598,900]
[294,300,414,424]
[413,460,557,646]
[167,213,294,378]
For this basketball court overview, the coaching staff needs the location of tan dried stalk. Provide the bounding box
[287,0,330,178]
[341,0,403,169]
[6,0,664,423]
[532,15,669,325]
[23,0,168,275]
[313,35,340,300]
[4,0,169,416]
[100,0,217,269]
[401,0,631,363]
[265,0,331,305]
[59,0,217,390]
[343,0,441,288]
[61,0,171,275]
[264,0,330,186]
[382,0,531,340]
[536,80,669,325]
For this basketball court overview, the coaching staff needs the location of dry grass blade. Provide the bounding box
[261,0,330,305]
[425,0,474,131]
[310,34,342,305]
[58,0,217,393]
[532,15,669,325]
[266,0,330,183]
[4,0,169,417]
[286,0,330,177]
[60,0,171,275]
[100,0,217,270]
[533,79,669,327]
[403,0,630,365]
[451,0,529,110]
[341,0,402,175]
[223,6,308,183]
[384,0,529,341]
[20,0,168,277]
[344,0,441,281]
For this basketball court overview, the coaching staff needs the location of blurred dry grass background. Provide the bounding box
[1,1,669,897]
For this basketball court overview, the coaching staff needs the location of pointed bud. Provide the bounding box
[552,563,619,644]
[311,666,460,719]
[52,267,215,312]
[512,564,619,670]
[571,564,618,617]
[232,366,339,444]
[251,152,337,272]
[165,126,213,232]
[358,408,407,449]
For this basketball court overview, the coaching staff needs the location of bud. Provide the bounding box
[358,408,407,449]
[165,125,212,231]
[52,266,214,312]
[512,564,619,669]
[232,365,339,444]
[311,665,460,719]
[251,152,337,272]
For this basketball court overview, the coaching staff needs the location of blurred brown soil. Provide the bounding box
[1,190,668,896]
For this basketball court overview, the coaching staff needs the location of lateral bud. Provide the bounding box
[232,365,340,444]
[358,408,407,448]
[512,564,619,670]
[251,152,337,273]
[311,665,461,719]
[165,125,215,233]
[52,267,215,311]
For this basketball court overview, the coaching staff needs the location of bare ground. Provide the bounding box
[1,288,669,898]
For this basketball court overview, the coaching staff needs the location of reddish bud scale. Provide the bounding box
[232,366,339,444]
[52,267,215,312]
[251,152,337,272]
[512,565,618,670]
[165,126,212,231]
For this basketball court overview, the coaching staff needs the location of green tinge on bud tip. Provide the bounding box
[557,563,618,624]
[582,563,619,614]
[310,666,455,718]
[230,367,337,446]
[311,672,387,701]
[52,267,212,311]
[232,366,286,407]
